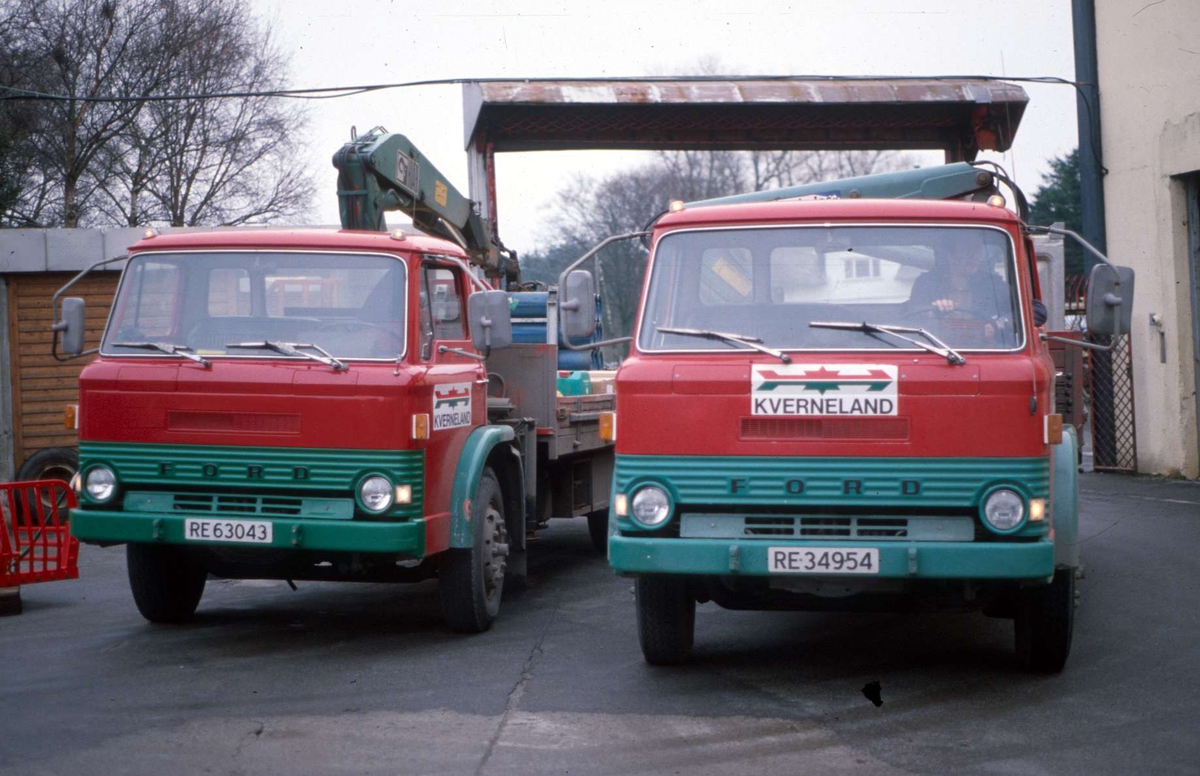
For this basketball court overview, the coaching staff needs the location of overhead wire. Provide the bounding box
[0,72,1106,175]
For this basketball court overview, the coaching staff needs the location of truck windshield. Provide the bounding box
[638,225,1023,353]
[101,252,407,361]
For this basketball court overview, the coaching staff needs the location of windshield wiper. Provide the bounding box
[656,326,791,363]
[808,321,966,365]
[112,341,211,367]
[226,341,348,372]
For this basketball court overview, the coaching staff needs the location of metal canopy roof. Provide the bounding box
[463,78,1027,160]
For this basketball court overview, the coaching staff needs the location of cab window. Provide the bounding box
[418,265,465,358]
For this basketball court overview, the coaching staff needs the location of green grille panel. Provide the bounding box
[80,442,424,518]
[614,455,1049,508]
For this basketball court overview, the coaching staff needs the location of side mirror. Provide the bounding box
[561,270,597,339]
[467,290,512,353]
[1085,264,1135,337]
[54,297,87,357]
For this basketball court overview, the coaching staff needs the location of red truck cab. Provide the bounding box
[601,197,1085,669]
[67,229,525,631]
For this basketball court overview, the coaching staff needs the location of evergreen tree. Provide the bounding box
[1028,149,1084,278]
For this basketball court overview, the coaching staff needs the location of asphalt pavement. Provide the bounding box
[2,472,1199,775]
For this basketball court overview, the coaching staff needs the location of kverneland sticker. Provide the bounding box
[751,365,898,416]
[433,383,472,430]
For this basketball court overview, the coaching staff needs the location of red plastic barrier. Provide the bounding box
[1,480,80,586]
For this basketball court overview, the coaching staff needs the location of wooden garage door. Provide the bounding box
[6,272,120,469]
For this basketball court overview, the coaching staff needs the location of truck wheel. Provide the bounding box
[127,544,207,624]
[1014,569,1075,672]
[586,510,608,553]
[440,468,508,633]
[636,575,695,665]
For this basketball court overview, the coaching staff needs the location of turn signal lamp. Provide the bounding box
[395,484,413,505]
[64,404,78,430]
[599,412,616,443]
[668,200,685,212]
[987,194,1006,208]
[614,493,628,517]
[412,413,430,440]
[1044,414,1063,445]
[1029,498,1047,522]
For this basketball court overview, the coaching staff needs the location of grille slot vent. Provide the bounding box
[171,493,304,516]
[740,417,909,441]
[168,411,301,434]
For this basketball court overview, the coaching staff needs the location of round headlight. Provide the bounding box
[359,475,394,513]
[85,466,116,502]
[631,486,671,527]
[983,488,1025,531]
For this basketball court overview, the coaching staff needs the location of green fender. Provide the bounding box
[1052,425,1081,569]
[449,425,516,549]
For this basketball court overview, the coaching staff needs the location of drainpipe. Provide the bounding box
[1074,0,1124,470]
[1073,0,1107,260]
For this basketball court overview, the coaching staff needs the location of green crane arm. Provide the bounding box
[332,127,515,278]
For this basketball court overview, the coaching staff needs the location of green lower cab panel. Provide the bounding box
[71,508,428,557]
[609,535,1055,580]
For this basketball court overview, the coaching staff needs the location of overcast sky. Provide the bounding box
[262,0,1079,252]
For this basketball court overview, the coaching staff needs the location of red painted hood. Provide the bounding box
[78,358,418,450]
[614,352,1053,459]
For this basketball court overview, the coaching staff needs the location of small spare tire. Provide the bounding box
[14,447,79,525]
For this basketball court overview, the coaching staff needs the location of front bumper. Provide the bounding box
[70,509,427,557]
[609,535,1055,580]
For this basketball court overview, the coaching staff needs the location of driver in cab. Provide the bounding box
[907,230,1010,321]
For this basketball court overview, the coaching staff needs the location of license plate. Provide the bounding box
[183,518,273,544]
[768,547,879,574]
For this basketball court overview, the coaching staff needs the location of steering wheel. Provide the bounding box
[903,305,986,322]
[316,319,404,351]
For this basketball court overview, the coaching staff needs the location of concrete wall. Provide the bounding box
[1096,0,1200,477]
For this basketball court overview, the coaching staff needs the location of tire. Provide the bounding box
[1014,569,1075,672]
[586,510,608,553]
[127,543,207,624]
[636,575,695,665]
[15,447,79,526]
[440,468,508,633]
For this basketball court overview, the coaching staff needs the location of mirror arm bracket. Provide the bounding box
[1041,333,1118,352]
[1024,224,1115,269]
[52,254,128,362]
[438,345,487,361]
[555,230,649,353]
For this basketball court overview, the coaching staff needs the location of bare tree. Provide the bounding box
[138,0,313,227]
[1,2,56,226]
[10,0,177,227]
[3,0,312,228]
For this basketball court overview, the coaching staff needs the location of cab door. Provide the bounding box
[415,261,486,525]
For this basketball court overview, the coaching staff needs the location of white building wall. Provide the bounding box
[1096,0,1200,477]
